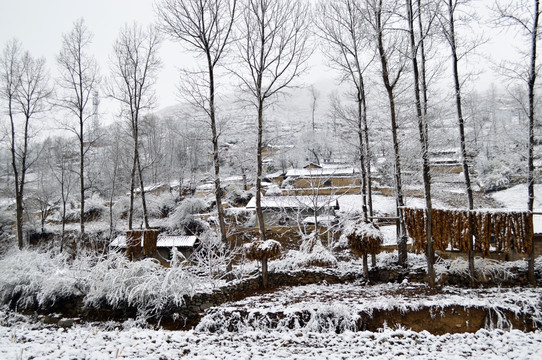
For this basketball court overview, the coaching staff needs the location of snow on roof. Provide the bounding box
[285,167,358,178]
[157,235,197,248]
[109,235,198,248]
[301,215,337,225]
[265,170,285,179]
[246,195,339,210]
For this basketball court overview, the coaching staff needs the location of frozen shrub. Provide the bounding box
[478,159,513,193]
[0,249,87,310]
[112,196,130,220]
[84,195,107,221]
[0,248,215,319]
[274,232,337,270]
[189,231,241,279]
[168,197,208,234]
[84,253,200,317]
[145,193,176,218]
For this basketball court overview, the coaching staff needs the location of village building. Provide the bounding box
[246,195,339,227]
[110,233,200,266]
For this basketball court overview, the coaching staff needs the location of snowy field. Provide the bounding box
[1,313,541,359]
[2,273,542,359]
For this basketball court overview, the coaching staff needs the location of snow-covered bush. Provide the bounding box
[274,232,337,270]
[84,195,107,221]
[477,158,516,193]
[189,231,241,279]
[0,249,87,310]
[145,193,176,218]
[225,184,253,206]
[273,246,338,271]
[0,248,214,319]
[436,257,516,283]
[84,253,199,317]
[224,207,253,227]
[168,197,208,234]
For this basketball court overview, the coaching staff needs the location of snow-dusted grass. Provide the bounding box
[197,281,542,333]
[1,315,541,359]
[0,249,219,318]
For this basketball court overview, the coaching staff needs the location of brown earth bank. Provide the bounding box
[12,266,541,334]
[201,306,539,335]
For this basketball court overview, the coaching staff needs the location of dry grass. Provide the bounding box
[244,240,282,261]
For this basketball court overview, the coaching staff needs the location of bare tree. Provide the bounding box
[494,0,541,285]
[309,84,320,132]
[108,23,161,230]
[156,0,237,243]
[439,0,481,283]
[48,137,75,251]
[56,18,100,238]
[316,0,374,222]
[234,0,312,240]
[405,0,439,286]
[0,40,51,249]
[363,0,409,266]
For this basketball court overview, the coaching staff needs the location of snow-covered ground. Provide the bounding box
[200,282,542,324]
[1,310,541,359]
[490,184,542,210]
[491,184,542,232]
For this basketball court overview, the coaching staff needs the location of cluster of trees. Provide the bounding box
[0,0,540,284]
[316,0,540,286]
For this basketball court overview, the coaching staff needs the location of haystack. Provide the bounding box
[344,220,383,279]
[244,239,282,288]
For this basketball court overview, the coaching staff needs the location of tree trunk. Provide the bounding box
[262,256,268,288]
[446,0,475,285]
[136,154,150,228]
[528,0,540,286]
[79,118,85,238]
[375,3,408,267]
[128,148,137,230]
[357,85,369,223]
[10,100,24,249]
[407,0,435,287]
[363,253,369,279]
[256,101,266,240]
[362,94,374,218]
[208,61,227,243]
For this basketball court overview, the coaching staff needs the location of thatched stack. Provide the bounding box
[244,240,282,261]
[404,208,533,256]
[345,221,383,257]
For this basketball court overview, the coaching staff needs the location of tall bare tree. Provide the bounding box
[494,0,541,285]
[405,0,437,286]
[363,0,409,266]
[48,137,75,252]
[0,39,51,249]
[234,0,311,240]
[57,18,100,238]
[156,0,237,243]
[316,0,374,222]
[439,0,479,283]
[108,23,161,230]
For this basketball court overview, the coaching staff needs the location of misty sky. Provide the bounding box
[0,0,525,125]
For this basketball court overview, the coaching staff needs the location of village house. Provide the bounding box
[246,195,339,227]
[110,233,200,266]
[280,163,361,195]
